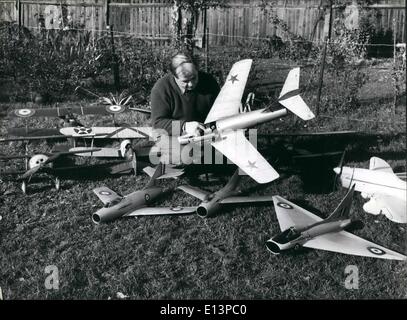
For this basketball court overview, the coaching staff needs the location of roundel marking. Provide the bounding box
[106,105,125,114]
[99,191,111,196]
[74,127,93,135]
[367,246,386,256]
[170,206,184,212]
[145,194,151,201]
[277,202,293,209]
[15,109,35,117]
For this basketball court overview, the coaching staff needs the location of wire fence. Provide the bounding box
[7,24,405,48]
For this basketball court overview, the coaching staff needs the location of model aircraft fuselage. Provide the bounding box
[178,169,274,217]
[266,218,355,254]
[334,157,407,223]
[178,109,288,145]
[334,166,406,201]
[195,186,242,218]
[92,186,162,223]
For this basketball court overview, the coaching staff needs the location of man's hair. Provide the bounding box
[169,52,196,76]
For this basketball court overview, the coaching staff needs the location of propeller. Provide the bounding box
[20,148,101,182]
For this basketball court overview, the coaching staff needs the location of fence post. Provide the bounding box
[204,6,209,72]
[315,1,333,116]
[108,25,120,91]
[105,0,110,27]
[16,0,21,27]
[392,18,397,114]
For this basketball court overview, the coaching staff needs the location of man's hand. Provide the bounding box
[183,121,205,136]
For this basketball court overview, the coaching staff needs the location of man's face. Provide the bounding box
[174,63,199,92]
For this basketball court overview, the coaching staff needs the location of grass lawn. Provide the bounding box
[0,59,406,300]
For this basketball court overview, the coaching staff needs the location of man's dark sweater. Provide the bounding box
[150,71,220,135]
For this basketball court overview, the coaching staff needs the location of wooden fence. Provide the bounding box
[0,0,405,45]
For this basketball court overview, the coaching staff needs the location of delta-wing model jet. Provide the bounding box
[266,185,406,260]
[334,157,406,224]
[177,168,274,218]
[178,59,315,184]
[92,163,194,224]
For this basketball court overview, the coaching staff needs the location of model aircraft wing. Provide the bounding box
[9,107,61,118]
[369,157,394,174]
[69,147,122,158]
[272,195,322,232]
[93,187,122,205]
[220,195,274,204]
[124,206,196,216]
[303,231,407,261]
[211,130,279,184]
[277,68,314,120]
[204,59,252,124]
[365,195,407,224]
[143,165,184,179]
[177,185,211,201]
[278,95,315,121]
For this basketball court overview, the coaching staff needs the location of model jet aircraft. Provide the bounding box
[266,185,407,260]
[92,163,194,224]
[334,157,407,224]
[178,59,315,184]
[177,168,274,218]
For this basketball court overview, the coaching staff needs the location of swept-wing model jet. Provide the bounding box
[177,168,274,217]
[178,59,315,184]
[334,157,406,224]
[266,185,406,260]
[92,163,195,223]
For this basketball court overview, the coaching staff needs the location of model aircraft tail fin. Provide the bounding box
[143,163,184,188]
[143,162,165,189]
[222,168,242,192]
[277,68,315,121]
[326,184,355,221]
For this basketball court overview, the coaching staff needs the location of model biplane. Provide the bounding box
[0,143,145,193]
[8,101,151,120]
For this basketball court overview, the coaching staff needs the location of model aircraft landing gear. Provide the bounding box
[21,181,27,194]
[54,177,61,191]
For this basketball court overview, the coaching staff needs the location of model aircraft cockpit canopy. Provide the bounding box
[272,227,301,244]
[103,197,123,208]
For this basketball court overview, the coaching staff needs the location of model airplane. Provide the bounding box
[59,126,153,140]
[334,156,407,224]
[0,147,141,193]
[8,148,102,193]
[92,163,194,223]
[177,168,274,217]
[178,59,315,184]
[266,185,407,260]
[9,103,151,119]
